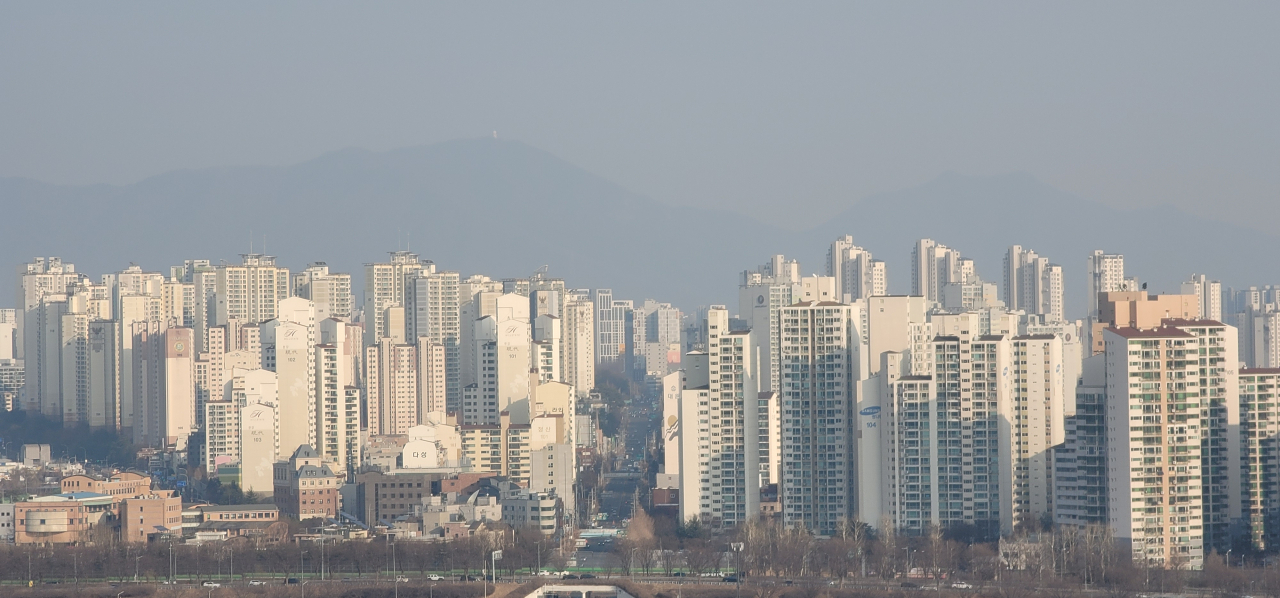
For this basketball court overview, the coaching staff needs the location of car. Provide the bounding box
[723,576,739,583]
[563,574,580,580]
[580,574,596,579]
[287,578,301,584]
[672,572,686,577]
[783,580,793,586]
[397,577,410,583]
[951,582,972,590]
[427,575,445,581]
[203,581,222,588]
[901,582,921,589]
[249,580,265,586]
[538,571,554,577]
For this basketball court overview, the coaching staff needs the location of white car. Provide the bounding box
[202,581,221,588]
[538,571,555,577]
[951,583,973,590]
[249,580,265,586]
[427,575,444,581]
[397,577,410,583]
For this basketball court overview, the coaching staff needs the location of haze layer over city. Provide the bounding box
[1,3,1279,597]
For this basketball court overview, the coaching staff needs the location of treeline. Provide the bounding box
[0,409,140,468]
[0,524,561,584]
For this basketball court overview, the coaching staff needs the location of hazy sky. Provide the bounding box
[2,3,1278,232]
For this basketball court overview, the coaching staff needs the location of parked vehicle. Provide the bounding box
[202,582,221,588]
[427,575,445,581]
[951,582,972,589]
[249,580,265,586]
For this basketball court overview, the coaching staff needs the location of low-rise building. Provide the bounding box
[0,503,14,542]
[60,471,152,503]
[273,445,341,520]
[13,492,113,544]
[190,504,287,542]
[120,490,182,543]
[500,486,559,535]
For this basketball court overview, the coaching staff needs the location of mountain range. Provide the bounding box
[2,138,1277,320]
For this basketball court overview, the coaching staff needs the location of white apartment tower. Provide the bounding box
[912,239,969,304]
[17,257,86,411]
[1240,368,1280,551]
[404,264,461,409]
[592,289,624,364]
[562,299,595,399]
[884,332,1015,535]
[1181,274,1223,322]
[364,251,423,346]
[828,236,887,302]
[317,319,361,477]
[417,337,447,416]
[1103,326,1204,569]
[675,307,760,526]
[778,301,860,535]
[365,338,418,435]
[739,255,801,393]
[261,319,317,454]
[1166,318,1240,554]
[214,254,290,326]
[533,314,562,384]
[1004,245,1065,322]
[293,262,353,322]
[464,294,531,425]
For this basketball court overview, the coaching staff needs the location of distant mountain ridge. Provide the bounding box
[2,138,1276,319]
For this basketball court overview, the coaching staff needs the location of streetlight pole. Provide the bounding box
[135,555,142,583]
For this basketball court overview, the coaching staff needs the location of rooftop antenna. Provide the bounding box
[263,234,267,256]
[249,229,253,254]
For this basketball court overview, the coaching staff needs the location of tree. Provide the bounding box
[685,538,721,576]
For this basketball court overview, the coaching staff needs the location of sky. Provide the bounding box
[2,2,1278,232]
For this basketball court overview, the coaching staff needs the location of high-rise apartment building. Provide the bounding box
[675,307,760,526]
[1181,274,1223,322]
[17,257,86,412]
[293,262,353,322]
[778,301,859,535]
[1165,319,1240,553]
[1053,354,1108,527]
[132,326,195,450]
[463,294,531,425]
[404,264,461,409]
[912,239,971,304]
[828,236,886,302]
[417,338,447,416]
[363,251,423,346]
[1103,326,1203,569]
[1004,245,1065,322]
[562,299,595,399]
[261,318,316,454]
[317,319,361,476]
[214,254,290,326]
[1240,368,1280,551]
[365,338,418,435]
[592,289,627,363]
[739,255,802,393]
[883,332,1015,536]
